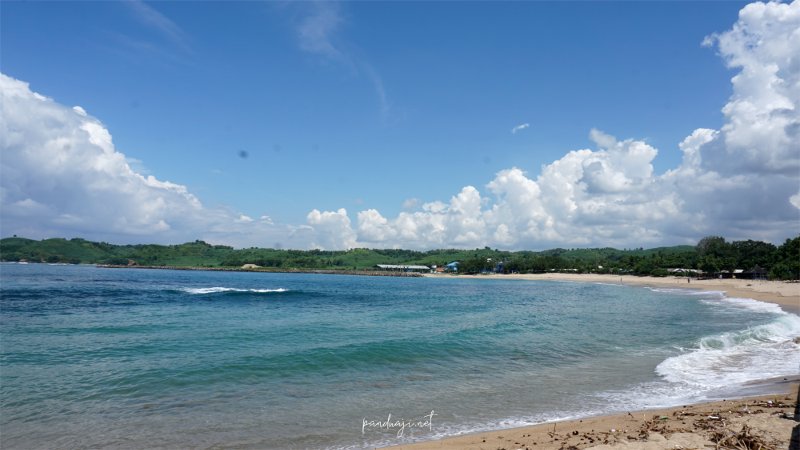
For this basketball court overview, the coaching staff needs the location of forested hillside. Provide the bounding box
[1,235,797,280]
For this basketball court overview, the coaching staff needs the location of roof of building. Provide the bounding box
[376,264,430,270]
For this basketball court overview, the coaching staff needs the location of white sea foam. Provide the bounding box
[354,410,602,450]
[650,289,798,387]
[181,287,289,295]
[597,379,720,409]
[655,313,800,386]
[598,319,800,409]
[646,287,726,297]
[596,290,800,410]
[700,296,788,315]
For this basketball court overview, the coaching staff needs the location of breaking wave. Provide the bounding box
[180,287,289,295]
[655,312,800,387]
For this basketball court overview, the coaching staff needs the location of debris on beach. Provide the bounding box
[709,424,770,449]
[431,393,797,450]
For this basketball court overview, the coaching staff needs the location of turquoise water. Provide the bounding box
[1,264,798,449]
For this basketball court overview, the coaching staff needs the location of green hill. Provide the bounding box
[1,235,797,279]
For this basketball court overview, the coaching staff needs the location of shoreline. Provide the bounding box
[383,273,800,449]
[384,381,799,450]
[425,272,800,312]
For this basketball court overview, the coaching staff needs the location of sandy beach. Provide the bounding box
[385,273,800,449]
[386,382,799,450]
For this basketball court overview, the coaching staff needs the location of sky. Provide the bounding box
[1,0,798,250]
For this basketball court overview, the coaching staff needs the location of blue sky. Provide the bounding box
[1,1,798,249]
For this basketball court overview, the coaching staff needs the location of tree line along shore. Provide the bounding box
[1,235,798,280]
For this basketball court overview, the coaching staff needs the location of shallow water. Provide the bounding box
[1,263,798,449]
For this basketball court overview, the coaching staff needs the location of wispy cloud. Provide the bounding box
[362,63,390,118]
[511,123,530,134]
[123,0,190,53]
[293,2,390,119]
[296,1,344,61]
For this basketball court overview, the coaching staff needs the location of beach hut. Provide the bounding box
[743,266,768,280]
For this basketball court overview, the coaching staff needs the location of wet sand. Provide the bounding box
[385,382,799,450]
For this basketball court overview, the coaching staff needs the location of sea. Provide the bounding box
[1,263,799,449]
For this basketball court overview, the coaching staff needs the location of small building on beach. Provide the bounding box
[376,264,431,273]
[741,266,768,280]
[445,261,459,272]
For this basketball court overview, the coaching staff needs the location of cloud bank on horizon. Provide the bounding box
[1,0,798,250]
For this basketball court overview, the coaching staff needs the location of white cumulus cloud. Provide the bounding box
[701,0,800,176]
[0,73,309,248]
[310,0,800,250]
[3,0,797,251]
[1,74,201,239]
[306,208,357,250]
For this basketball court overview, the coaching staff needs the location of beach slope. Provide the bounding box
[385,383,799,450]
